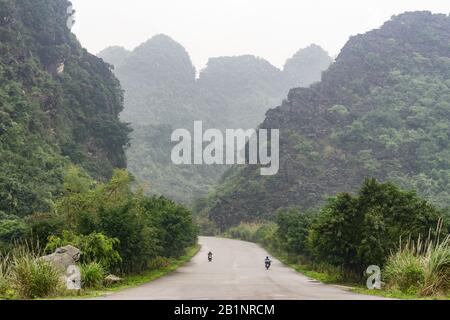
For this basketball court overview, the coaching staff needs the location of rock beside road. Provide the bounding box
[105,274,124,286]
[40,245,81,273]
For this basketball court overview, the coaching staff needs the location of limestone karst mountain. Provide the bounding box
[99,35,332,203]
[204,11,450,229]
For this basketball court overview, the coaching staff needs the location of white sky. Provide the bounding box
[70,0,450,70]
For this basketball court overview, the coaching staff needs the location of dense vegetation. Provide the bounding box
[0,0,198,299]
[225,179,450,296]
[0,167,198,298]
[99,37,332,204]
[0,0,130,217]
[205,12,450,229]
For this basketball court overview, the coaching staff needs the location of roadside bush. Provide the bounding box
[308,179,444,276]
[0,219,28,244]
[142,196,198,258]
[148,257,171,270]
[98,203,160,273]
[225,223,262,242]
[9,248,60,299]
[196,216,220,236]
[276,209,312,256]
[80,262,105,289]
[224,222,278,251]
[45,231,122,271]
[253,223,278,248]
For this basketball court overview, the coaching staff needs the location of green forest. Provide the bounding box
[0,0,197,299]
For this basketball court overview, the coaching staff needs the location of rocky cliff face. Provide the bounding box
[206,12,450,229]
[0,0,130,216]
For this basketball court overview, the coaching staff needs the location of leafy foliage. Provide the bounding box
[52,167,198,273]
[308,179,444,274]
[0,0,130,217]
[45,231,121,270]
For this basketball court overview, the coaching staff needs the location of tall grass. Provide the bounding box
[7,245,60,299]
[385,221,450,296]
[0,254,11,296]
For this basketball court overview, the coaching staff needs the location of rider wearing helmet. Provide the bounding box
[265,256,272,269]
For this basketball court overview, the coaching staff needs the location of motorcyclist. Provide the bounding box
[265,256,272,269]
[208,251,213,262]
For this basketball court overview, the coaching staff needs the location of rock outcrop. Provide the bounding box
[40,245,81,273]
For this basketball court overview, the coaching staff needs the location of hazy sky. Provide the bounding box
[70,0,450,70]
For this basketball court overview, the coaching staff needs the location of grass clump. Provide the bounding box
[385,221,450,296]
[80,262,105,289]
[8,247,60,299]
[0,255,11,297]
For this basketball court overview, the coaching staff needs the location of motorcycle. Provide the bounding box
[208,253,213,262]
[265,260,271,270]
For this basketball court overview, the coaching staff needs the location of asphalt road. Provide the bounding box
[99,236,386,300]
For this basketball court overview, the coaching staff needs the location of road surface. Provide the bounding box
[99,237,385,300]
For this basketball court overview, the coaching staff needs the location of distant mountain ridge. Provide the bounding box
[98,35,333,203]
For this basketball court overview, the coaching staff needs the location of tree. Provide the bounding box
[276,209,312,256]
[308,179,444,275]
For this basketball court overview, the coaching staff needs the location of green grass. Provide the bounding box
[50,244,200,299]
[275,251,450,300]
[351,287,441,300]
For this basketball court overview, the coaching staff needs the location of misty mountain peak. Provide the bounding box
[283,44,333,88]
[198,55,282,88]
[98,46,131,69]
[117,34,196,87]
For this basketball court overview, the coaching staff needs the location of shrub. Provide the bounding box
[80,262,105,289]
[147,257,171,270]
[142,196,198,258]
[0,219,28,244]
[9,248,60,299]
[254,223,278,248]
[225,223,262,242]
[308,179,444,276]
[276,209,312,255]
[45,231,122,271]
